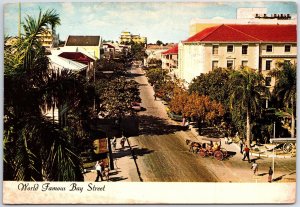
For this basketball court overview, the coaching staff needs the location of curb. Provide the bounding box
[250,152,293,158]
[126,138,143,182]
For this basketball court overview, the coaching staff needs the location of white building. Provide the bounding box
[178,24,297,87]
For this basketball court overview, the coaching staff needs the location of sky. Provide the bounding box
[3,1,297,43]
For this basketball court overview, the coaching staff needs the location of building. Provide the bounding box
[119,31,147,44]
[37,28,59,49]
[161,45,179,79]
[42,55,89,122]
[145,44,175,67]
[190,8,296,36]
[51,45,98,80]
[103,42,116,59]
[178,24,297,87]
[64,35,103,59]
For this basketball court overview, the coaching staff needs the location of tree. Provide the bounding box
[269,61,296,138]
[169,88,224,131]
[4,9,84,181]
[96,77,140,118]
[229,67,268,147]
[156,40,163,45]
[145,68,167,86]
[189,68,231,111]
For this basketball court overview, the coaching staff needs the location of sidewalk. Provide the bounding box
[186,124,295,159]
[83,139,140,182]
[178,127,296,183]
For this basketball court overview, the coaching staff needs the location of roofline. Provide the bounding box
[162,52,178,55]
[182,41,297,44]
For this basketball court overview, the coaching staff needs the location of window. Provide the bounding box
[227,60,234,69]
[241,61,248,67]
[266,60,272,70]
[212,45,219,55]
[242,45,248,55]
[265,77,272,86]
[212,61,218,70]
[227,45,234,53]
[266,45,273,52]
[284,45,291,52]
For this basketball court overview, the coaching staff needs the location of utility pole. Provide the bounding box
[272,121,276,180]
[18,2,21,38]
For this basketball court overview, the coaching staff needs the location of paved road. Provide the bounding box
[128,66,296,182]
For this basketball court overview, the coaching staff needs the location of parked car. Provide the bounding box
[131,102,142,111]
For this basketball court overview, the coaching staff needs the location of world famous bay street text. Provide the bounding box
[18,182,106,193]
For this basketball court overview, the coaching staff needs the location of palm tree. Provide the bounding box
[269,62,296,138]
[4,9,84,181]
[229,67,268,147]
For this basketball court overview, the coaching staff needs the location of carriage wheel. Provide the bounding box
[283,143,293,153]
[199,150,206,157]
[221,148,228,158]
[214,151,223,161]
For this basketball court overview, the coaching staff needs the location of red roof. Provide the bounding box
[59,52,94,64]
[162,44,178,55]
[184,24,296,43]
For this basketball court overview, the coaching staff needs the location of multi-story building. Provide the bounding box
[119,31,147,44]
[162,45,179,80]
[190,8,296,37]
[37,28,59,49]
[178,24,297,88]
[145,44,175,67]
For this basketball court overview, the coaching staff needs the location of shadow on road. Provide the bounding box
[226,151,237,158]
[132,147,155,157]
[139,115,185,135]
[109,177,128,182]
[257,173,268,176]
[130,73,145,78]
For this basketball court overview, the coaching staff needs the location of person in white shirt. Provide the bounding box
[95,161,103,182]
[251,160,258,175]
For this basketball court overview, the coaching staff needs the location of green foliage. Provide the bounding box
[269,61,296,137]
[229,67,268,146]
[145,68,167,86]
[130,43,146,60]
[189,68,231,111]
[156,40,163,45]
[4,9,85,181]
[95,77,140,118]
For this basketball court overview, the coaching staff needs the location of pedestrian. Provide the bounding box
[112,136,117,150]
[154,93,157,100]
[242,145,251,163]
[239,139,244,154]
[104,165,110,181]
[268,167,273,183]
[95,161,104,182]
[120,135,126,148]
[251,160,258,175]
[224,132,229,144]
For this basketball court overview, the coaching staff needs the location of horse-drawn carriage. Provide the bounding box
[186,137,228,161]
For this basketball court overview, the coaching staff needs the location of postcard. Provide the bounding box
[2,0,297,204]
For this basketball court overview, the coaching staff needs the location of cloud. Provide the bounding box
[61,2,74,15]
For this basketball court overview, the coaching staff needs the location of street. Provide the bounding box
[128,66,296,182]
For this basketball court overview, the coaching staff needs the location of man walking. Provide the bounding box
[268,167,273,183]
[239,139,244,154]
[95,161,104,182]
[251,160,258,175]
[242,145,251,163]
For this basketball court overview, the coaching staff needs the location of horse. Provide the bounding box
[186,139,202,153]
